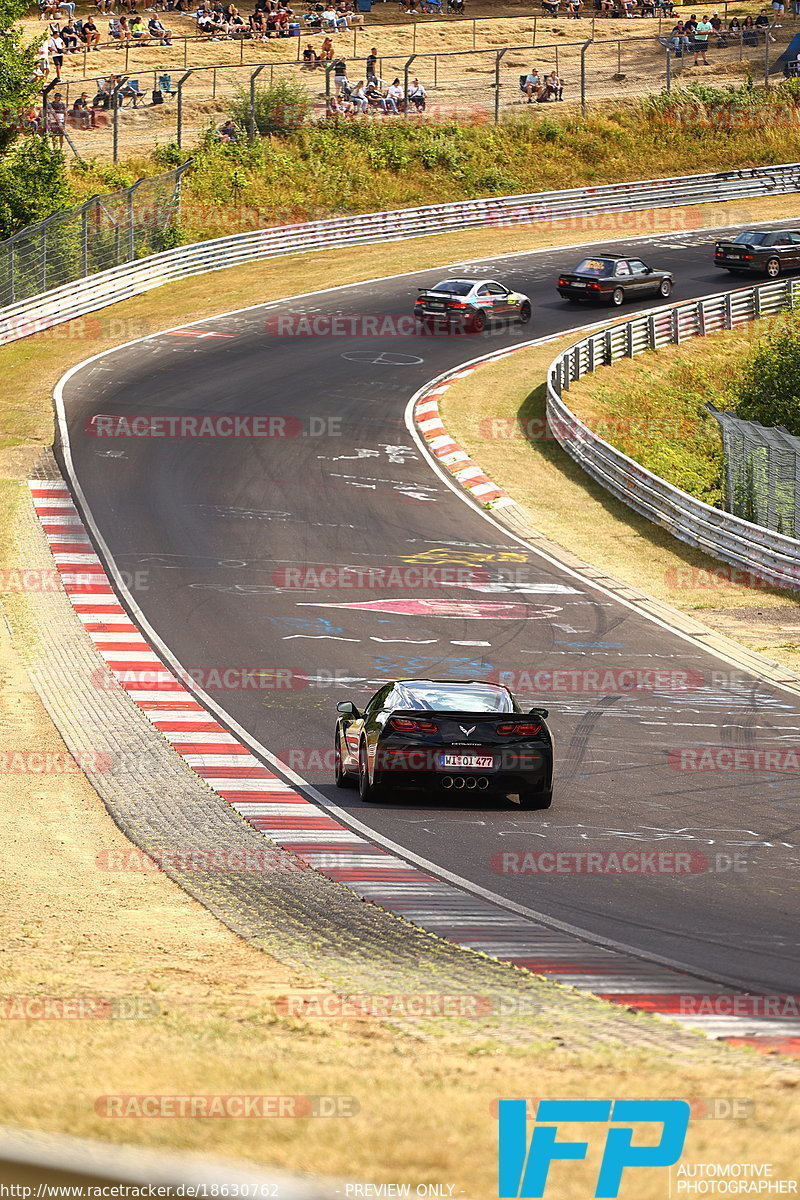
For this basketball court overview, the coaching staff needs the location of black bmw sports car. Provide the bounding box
[334,679,553,809]
[557,253,673,306]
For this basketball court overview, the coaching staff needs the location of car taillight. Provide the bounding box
[742,254,752,260]
[389,716,437,733]
[448,301,468,308]
[496,722,542,736]
[558,278,568,285]
[588,282,601,290]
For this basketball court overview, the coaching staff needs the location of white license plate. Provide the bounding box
[427,303,447,310]
[727,253,740,259]
[439,753,494,769]
[571,281,587,288]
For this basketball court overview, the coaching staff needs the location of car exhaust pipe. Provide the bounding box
[441,776,453,789]
[452,776,465,789]
[477,777,489,790]
[465,776,477,789]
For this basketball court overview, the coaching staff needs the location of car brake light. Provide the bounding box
[448,301,468,308]
[558,278,568,285]
[742,254,752,260]
[588,282,601,290]
[496,722,542,736]
[389,716,437,733]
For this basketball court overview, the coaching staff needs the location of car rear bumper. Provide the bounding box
[714,257,759,271]
[374,766,551,795]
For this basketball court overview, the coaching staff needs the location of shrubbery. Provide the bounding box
[733,320,800,434]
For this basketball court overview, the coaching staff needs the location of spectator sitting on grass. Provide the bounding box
[524,66,541,100]
[408,76,426,109]
[385,76,404,112]
[319,35,334,57]
[250,9,266,34]
[71,91,92,127]
[302,41,319,64]
[148,14,173,40]
[365,77,387,109]
[218,117,239,141]
[60,19,80,51]
[539,68,562,99]
[129,12,147,36]
[541,0,558,16]
[349,79,368,111]
[81,14,101,47]
[566,0,582,16]
[755,7,776,38]
[728,15,741,36]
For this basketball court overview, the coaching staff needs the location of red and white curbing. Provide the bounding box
[414,351,524,511]
[29,478,800,1055]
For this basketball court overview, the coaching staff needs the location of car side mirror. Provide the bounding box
[337,701,360,716]
[528,706,549,719]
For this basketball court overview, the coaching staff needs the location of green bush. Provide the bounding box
[734,321,800,434]
[230,80,312,138]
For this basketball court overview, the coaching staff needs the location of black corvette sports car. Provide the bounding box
[334,679,553,809]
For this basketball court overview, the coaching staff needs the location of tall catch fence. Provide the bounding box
[708,406,800,538]
[0,163,190,307]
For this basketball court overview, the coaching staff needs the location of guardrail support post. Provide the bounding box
[176,69,193,150]
[494,48,508,125]
[604,328,613,364]
[580,40,591,114]
[697,299,706,337]
[724,292,733,329]
[404,54,417,116]
[587,337,595,372]
[625,323,634,357]
[647,314,656,349]
[672,307,680,344]
[248,64,267,143]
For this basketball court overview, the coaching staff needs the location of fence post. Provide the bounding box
[80,197,94,276]
[41,224,47,293]
[248,63,267,141]
[176,69,193,149]
[324,61,335,116]
[472,17,476,48]
[494,47,507,124]
[665,45,671,91]
[580,39,591,113]
[404,54,417,115]
[532,17,536,45]
[764,32,770,86]
[112,75,127,164]
[240,35,244,64]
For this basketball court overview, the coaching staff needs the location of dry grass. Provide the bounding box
[3,208,800,1192]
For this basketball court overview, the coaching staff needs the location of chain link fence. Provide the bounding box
[0,162,191,308]
[708,406,800,537]
[40,15,800,160]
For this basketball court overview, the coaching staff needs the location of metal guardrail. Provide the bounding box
[3,161,800,346]
[546,276,800,590]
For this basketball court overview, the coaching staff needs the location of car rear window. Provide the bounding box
[408,685,513,712]
[430,281,473,296]
[574,258,615,277]
[732,232,770,245]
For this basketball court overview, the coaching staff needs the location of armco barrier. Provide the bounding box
[3,161,800,347]
[546,276,800,590]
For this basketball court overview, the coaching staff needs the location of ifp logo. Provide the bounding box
[498,1099,690,1198]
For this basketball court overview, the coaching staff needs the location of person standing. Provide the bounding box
[366,45,378,81]
[45,30,65,78]
[693,13,712,62]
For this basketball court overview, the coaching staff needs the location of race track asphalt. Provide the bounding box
[57,224,800,993]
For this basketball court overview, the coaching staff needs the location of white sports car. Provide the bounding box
[414,278,532,332]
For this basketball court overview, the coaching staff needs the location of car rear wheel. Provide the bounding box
[611,287,625,307]
[516,788,553,811]
[470,309,486,332]
[358,741,383,803]
[659,278,672,298]
[766,257,781,279]
[518,300,531,324]
[334,731,355,789]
